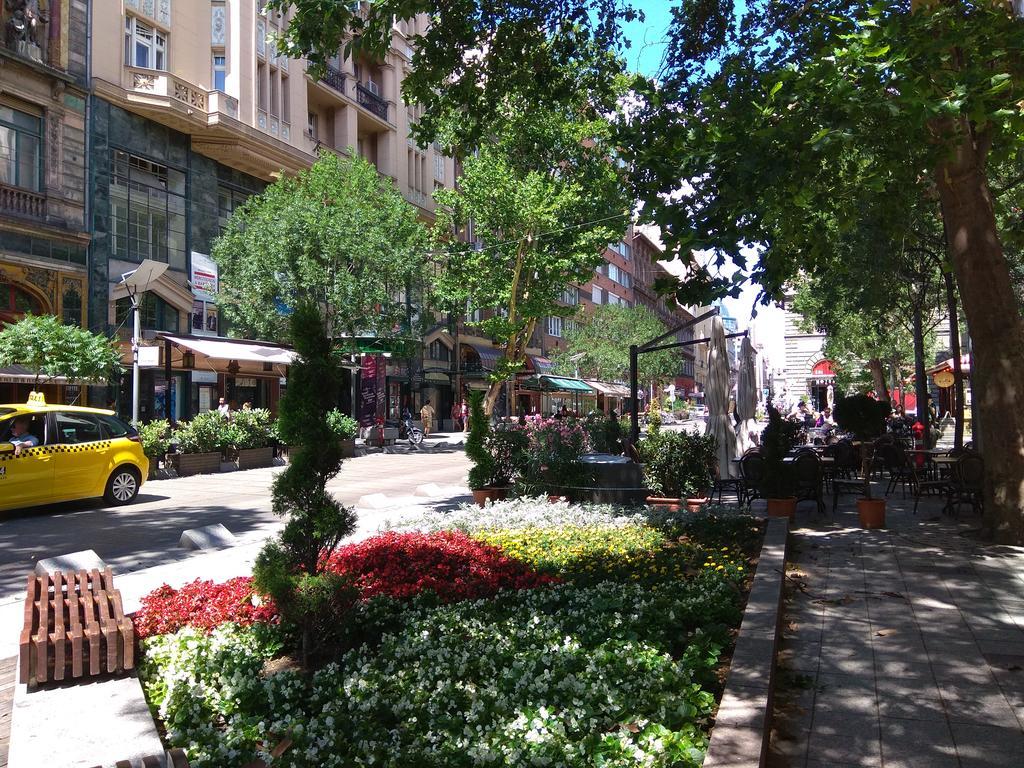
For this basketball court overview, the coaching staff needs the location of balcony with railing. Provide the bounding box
[355,83,388,121]
[321,65,347,95]
[0,182,45,220]
[121,67,239,122]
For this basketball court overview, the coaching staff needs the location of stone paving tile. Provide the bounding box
[878,716,959,768]
[768,491,1024,768]
[950,723,1024,768]
[805,712,881,767]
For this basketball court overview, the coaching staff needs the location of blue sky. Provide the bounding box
[618,1,786,361]
[620,1,674,77]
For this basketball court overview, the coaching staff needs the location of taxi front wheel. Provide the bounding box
[104,466,141,505]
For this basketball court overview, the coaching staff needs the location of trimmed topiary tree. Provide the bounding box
[465,390,496,490]
[833,393,891,500]
[252,301,357,666]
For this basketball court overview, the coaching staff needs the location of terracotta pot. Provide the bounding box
[857,498,886,529]
[646,496,683,512]
[686,497,711,514]
[472,487,508,507]
[548,494,565,503]
[766,497,798,518]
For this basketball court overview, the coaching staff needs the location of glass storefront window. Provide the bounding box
[110,149,187,271]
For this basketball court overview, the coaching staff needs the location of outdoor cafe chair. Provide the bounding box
[792,451,826,515]
[739,450,764,509]
[947,452,984,518]
[878,442,915,498]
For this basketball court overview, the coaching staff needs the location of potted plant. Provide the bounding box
[326,409,359,458]
[833,393,891,528]
[639,430,717,512]
[466,391,507,506]
[173,411,230,476]
[523,417,592,501]
[760,402,802,517]
[137,419,171,480]
[232,408,275,470]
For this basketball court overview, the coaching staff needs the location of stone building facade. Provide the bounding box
[0,0,91,403]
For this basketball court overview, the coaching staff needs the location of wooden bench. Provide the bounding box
[19,568,134,686]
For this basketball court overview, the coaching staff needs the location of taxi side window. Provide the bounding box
[2,415,45,444]
[54,412,103,445]
[97,415,130,439]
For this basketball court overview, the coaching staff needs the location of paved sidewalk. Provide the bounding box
[769,489,1024,768]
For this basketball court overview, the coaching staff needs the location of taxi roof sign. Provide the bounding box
[27,392,46,405]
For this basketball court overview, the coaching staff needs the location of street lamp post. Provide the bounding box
[117,259,168,425]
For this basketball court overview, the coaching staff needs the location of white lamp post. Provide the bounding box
[117,259,168,425]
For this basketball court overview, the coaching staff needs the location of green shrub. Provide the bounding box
[137,419,171,462]
[639,429,717,499]
[465,390,496,489]
[175,411,233,454]
[326,409,359,440]
[231,408,274,449]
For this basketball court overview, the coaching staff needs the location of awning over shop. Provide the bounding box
[159,334,297,365]
[518,374,595,393]
[926,355,971,376]
[464,343,503,371]
[584,380,630,397]
[0,365,70,384]
[528,355,555,374]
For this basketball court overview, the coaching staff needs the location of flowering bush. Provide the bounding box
[521,417,592,495]
[134,577,277,639]
[141,581,733,768]
[137,504,764,767]
[320,530,557,601]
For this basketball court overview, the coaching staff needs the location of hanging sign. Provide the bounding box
[933,371,955,389]
[190,252,219,301]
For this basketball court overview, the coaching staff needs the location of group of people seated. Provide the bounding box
[787,400,836,430]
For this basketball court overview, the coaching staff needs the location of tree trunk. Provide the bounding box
[483,380,502,415]
[935,142,1024,544]
[944,270,965,450]
[912,305,929,441]
[867,358,890,402]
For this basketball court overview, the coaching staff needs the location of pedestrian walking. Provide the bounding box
[451,402,462,431]
[420,399,436,438]
[460,400,469,433]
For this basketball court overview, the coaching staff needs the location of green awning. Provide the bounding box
[542,376,595,393]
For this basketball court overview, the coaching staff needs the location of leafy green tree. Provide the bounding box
[212,152,427,344]
[0,314,122,390]
[432,103,629,413]
[620,1,1024,542]
[550,303,680,390]
[252,301,357,667]
[272,0,1024,539]
[267,0,635,148]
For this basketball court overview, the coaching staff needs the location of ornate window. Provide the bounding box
[125,16,167,70]
[0,106,42,192]
[0,283,44,323]
[109,150,187,270]
[428,340,450,362]
[61,280,83,327]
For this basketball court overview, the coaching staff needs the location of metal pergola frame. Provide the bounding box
[628,307,748,446]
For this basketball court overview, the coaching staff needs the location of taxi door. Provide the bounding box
[0,413,55,510]
[51,411,111,500]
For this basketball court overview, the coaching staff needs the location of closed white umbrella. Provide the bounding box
[736,335,758,455]
[706,316,738,478]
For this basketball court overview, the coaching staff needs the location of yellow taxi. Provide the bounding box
[0,393,149,512]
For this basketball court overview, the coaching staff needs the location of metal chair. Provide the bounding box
[739,450,764,509]
[879,442,915,498]
[792,451,826,515]
[947,452,984,517]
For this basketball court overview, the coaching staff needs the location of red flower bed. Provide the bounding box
[322,530,557,601]
[135,531,554,638]
[134,576,277,639]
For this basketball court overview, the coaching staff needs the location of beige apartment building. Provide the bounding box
[84,1,455,421]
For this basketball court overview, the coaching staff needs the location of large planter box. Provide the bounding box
[236,446,274,470]
[340,438,356,458]
[175,451,223,477]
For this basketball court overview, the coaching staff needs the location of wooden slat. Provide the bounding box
[33,574,50,684]
[96,588,117,673]
[50,571,66,681]
[18,574,39,684]
[69,572,84,678]
[109,589,134,671]
[80,571,100,676]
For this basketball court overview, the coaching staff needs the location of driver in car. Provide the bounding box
[7,416,39,456]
